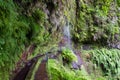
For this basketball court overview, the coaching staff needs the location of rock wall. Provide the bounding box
[72,0,120,48]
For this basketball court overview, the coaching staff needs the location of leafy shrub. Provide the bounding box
[62,48,77,63]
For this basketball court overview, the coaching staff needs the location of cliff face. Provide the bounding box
[32,0,120,48]
[0,0,76,79]
[73,0,120,47]
[0,0,120,80]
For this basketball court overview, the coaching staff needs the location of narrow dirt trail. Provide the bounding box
[34,59,49,80]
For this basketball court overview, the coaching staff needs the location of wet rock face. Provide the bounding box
[43,0,64,28]
[34,0,65,33]
[37,0,77,43]
[108,41,120,49]
[16,0,76,39]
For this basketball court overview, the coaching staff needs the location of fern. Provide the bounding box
[91,49,120,79]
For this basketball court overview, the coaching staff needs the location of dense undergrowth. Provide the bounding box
[84,48,120,80]
[48,59,90,80]
[47,48,107,80]
[62,48,77,63]
[0,0,50,80]
[47,48,90,80]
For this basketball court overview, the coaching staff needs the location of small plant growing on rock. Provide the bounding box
[62,48,77,63]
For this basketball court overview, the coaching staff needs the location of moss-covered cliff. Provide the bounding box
[73,0,120,47]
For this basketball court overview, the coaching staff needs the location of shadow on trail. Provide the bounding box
[12,54,45,80]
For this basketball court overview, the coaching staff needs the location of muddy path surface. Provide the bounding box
[34,59,49,80]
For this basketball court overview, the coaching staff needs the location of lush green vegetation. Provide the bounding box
[0,1,28,79]
[0,0,50,80]
[83,48,120,80]
[47,48,90,80]
[0,0,120,80]
[48,59,90,80]
[73,0,120,44]
[91,49,120,79]
[62,48,77,63]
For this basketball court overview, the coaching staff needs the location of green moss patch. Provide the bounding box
[62,48,77,63]
[47,59,90,80]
